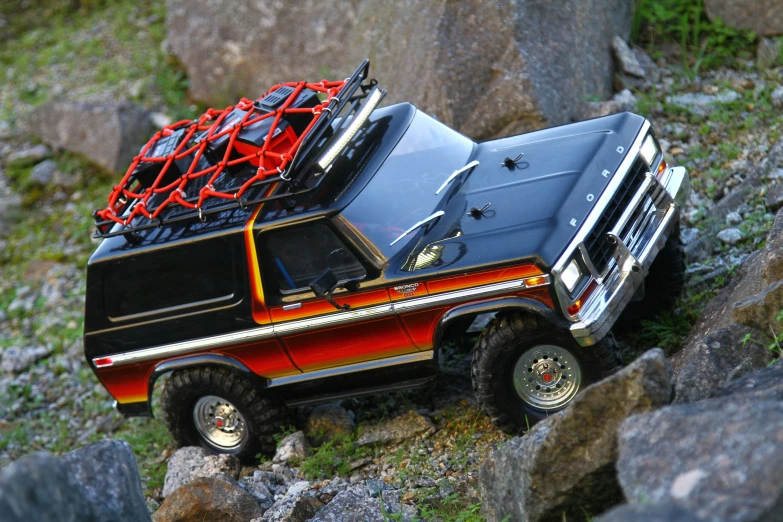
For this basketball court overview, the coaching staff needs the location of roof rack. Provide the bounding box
[93,60,384,240]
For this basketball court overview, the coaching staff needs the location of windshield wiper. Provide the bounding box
[434,160,480,195]
[390,210,445,246]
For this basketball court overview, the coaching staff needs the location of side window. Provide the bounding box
[263,223,366,294]
[104,240,235,320]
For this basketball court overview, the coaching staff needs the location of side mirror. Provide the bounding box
[309,269,350,311]
[310,268,339,298]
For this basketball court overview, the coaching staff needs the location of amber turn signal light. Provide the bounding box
[567,280,598,316]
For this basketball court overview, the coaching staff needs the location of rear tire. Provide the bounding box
[615,220,686,329]
[160,367,288,463]
[471,313,621,435]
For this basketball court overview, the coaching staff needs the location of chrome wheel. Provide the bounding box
[192,395,248,451]
[512,344,582,410]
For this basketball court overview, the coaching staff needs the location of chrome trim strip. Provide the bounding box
[267,350,435,387]
[98,325,276,366]
[92,274,551,368]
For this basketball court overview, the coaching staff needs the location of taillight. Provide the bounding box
[93,357,114,368]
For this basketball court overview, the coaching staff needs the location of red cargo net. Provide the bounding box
[96,79,347,227]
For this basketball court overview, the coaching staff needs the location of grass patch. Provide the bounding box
[297,433,372,480]
[633,0,757,75]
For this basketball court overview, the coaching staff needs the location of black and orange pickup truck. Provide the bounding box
[84,61,688,460]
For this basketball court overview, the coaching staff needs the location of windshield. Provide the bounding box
[341,110,474,259]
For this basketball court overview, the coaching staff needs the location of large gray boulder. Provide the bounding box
[0,441,151,522]
[0,452,98,522]
[670,207,783,403]
[310,486,414,522]
[60,439,152,522]
[26,101,152,174]
[705,0,783,36]
[479,349,673,522]
[166,0,632,139]
[616,399,783,522]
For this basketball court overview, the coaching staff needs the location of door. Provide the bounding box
[258,222,417,372]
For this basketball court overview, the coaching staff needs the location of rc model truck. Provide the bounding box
[84,61,688,460]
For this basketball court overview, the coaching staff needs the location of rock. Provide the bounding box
[60,440,152,522]
[26,102,152,174]
[310,486,413,522]
[666,91,740,117]
[725,211,743,225]
[162,446,241,498]
[6,144,50,167]
[712,360,783,402]
[0,452,98,522]
[238,471,275,510]
[0,121,12,140]
[680,227,699,245]
[273,430,311,463]
[772,86,783,109]
[595,502,702,522]
[1,345,53,373]
[150,112,173,129]
[479,349,673,522]
[705,0,783,37]
[616,399,783,521]
[765,183,783,212]
[717,227,743,245]
[29,158,59,185]
[153,476,263,522]
[733,279,783,332]
[357,411,435,446]
[579,89,638,120]
[757,37,783,69]
[612,37,645,78]
[305,403,355,446]
[166,0,632,139]
[260,482,323,522]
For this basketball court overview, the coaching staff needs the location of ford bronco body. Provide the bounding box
[84,61,688,459]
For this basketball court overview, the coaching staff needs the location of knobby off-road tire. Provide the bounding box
[161,366,288,462]
[615,220,686,329]
[471,313,622,435]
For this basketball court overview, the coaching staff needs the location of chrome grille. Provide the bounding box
[584,157,648,273]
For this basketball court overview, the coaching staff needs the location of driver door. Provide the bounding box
[258,222,416,373]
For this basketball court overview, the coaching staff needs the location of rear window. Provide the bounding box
[104,241,235,320]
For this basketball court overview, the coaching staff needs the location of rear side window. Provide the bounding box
[104,241,234,320]
[263,223,365,293]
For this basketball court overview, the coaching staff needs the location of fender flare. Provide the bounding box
[431,297,569,350]
[144,354,260,418]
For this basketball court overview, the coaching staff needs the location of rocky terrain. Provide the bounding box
[1,0,783,521]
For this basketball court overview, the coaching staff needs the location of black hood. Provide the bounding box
[401,112,647,274]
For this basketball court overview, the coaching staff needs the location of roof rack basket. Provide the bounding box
[93,60,383,239]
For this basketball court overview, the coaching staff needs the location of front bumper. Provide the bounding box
[570,166,689,346]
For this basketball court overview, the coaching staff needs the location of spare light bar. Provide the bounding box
[316,87,384,172]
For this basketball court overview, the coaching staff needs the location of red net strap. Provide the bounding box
[96,79,347,226]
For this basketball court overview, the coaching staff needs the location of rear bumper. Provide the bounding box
[570,166,688,346]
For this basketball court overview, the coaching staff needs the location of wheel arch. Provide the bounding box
[432,297,569,351]
[145,354,262,418]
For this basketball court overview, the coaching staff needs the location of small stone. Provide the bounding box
[765,183,783,212]
[772,86,783,109]
[0,121,12,140]
[150,112,173,129]
[757,37,782,70]
[30,159,59,185]
[162,447,240,498]
[680,227,699,245]
[670,146,685,156]
[273,431,311,463]
[6,144,50,168]
[717,228,743,245]
[666,91,740,117]
[612,37,645,78]
[356,411,435,447]
[306,403,355,447]
[401,490,416,502]
[1,345,53,373]
[725,211,743,225]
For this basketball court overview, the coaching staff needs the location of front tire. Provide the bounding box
[471,313,621,435]
[160,367,288,462]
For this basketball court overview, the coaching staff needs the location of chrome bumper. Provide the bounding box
[570,166,688,346]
